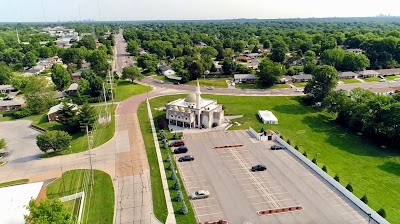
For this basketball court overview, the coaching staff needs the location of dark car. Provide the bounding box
[271,144,285,150]
[169,140,185,147]
[251,164,267,172]
[178,155,194,162]
[174,146,188,154]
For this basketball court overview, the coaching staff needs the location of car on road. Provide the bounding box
[190,190,210,200]
[388,80,396,83]
[174,146,188,154]
[169,140,185,147]
[207,86,214,90]
[271,144,285,150]
[379,79,386,82]
[295,88,304,92]
[157,80,164,84]
[178,155,194,162]
[251,164,267,172]
[394,78,400,81]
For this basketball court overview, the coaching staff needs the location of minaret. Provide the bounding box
[195,79,201,128]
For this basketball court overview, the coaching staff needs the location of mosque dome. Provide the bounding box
[179,107,185,112]
[173,106,179,111]
[185,93,201,103]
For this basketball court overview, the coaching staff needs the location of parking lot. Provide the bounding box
[175,130,373,224]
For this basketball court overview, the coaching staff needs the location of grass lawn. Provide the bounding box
[147,94,400,223]
[114,80,152,102]
[46,169,114,224]
[292,82,308,87]
[385,75,400,81]
[0,179,29,188]
[137,102,196,224]
[186,78,229,88]
[269,84,291,89]
[235,82,265,89]
[341,79,362,84]
[364,77,381,82]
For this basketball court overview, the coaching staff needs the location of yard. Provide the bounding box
[114,80,152,102]
[137,102,196,224]
[292,82,308,87]
[186,78,229,88]
[364,77,381,82]
[341,79,362,84]
[146,94,400,223]
[385,75,400,81]
[46,169,114,224]
[270,83,291,89]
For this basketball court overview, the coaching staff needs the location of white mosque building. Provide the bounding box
[165,80,224,129]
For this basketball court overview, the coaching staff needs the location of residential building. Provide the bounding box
[339,71,358,79]
[0,85,16,94]
[357,70,381,78]
[292,74,313,83]
[72,71,82,82]
[377,68,400,76]
[47,103,78,122]
[235,56,251,63]
[233,74,256,83]
[66,83,79,95]
[0,98,26,111]
[346,48,363,54]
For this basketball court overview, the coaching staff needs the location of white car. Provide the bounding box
[389,80,396,83]
[379,79,386,82]
[190,190,210,200]
[394,78,400,81]
[157,80,164,84]
[207,86,214,90]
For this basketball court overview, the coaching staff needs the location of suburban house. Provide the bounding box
[258,110,278,124]
[377,68,400,76]
[339,71,358,79]
[47,103,78,122]
[0,85,16,94]
[247,59,261,70]
[346,48,363,54]
[66,83,79,95]
[236,56,251,63]
[71,71,82,82]
[158,65,172,73]
[245,53,262,59]
[213,61,222,73]
[233,74,256,83]
[370,87,395,95]
[291,74,313,83]
[81,62,91,70]
[0,98,26,111]
[357,70,381,78]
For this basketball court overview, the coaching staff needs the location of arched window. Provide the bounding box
[170,115,174,118]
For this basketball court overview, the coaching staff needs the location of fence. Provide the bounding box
[276,137,389,224]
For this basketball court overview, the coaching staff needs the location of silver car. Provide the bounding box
[190,190,210,200]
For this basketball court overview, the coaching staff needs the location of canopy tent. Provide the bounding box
[258,110,278,124]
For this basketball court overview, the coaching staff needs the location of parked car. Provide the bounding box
[157,80,164,84]
[389,80,396,83]
[207,86,214,90]
[295,88,304,92]
[169,140,185,147]
[271,144,285,150]
[190,190,210,200]
[174,146,188,154]
[178,155,194,162]
[379,79,386,82]
[394,78,400,81]
[251,164,267,172]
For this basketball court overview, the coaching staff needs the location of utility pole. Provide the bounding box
[102,82,110,122]
[106,68,114,105]
[86,126,95,186]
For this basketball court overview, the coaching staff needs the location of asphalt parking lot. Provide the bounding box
[175,130,373,224]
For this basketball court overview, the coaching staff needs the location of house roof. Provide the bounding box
[236,55,251,61]
[158,65,171,72]
[357,70,380,76]
[339,71,358,77]
[0,85,15,91]
[377,68,400,75]
[72,71,82,77]
[67,83,79,91]
[246,53,261,58]
[292,74,313,80]
[0,98,25,107]
[47,103,77,115]
[234,74,256,79]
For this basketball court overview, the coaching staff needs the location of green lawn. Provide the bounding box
[341,79,362,84]
[147,94,400,223]
[235,82,265,89]
[46,169,114,224]
[186,78,229,88]
[364,77,381,82]
[0,179,29,188]
[137,102,196,224]
[292,82,308,87]
[385,75,400,81]
[114,80,152,102]
[270,84,291,89]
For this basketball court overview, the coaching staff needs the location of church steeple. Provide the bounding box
[195,79,201,109]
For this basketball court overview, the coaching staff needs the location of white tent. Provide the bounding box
[258,110,278,124]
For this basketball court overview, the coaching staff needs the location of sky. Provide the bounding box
[1,0,400,22]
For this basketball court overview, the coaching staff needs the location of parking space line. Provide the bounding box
[242,186,282,192]
[251,198,294,205]
[240,180,278,185]
[187,185,209,189]
[184,179,207,183]
[196,212,223,217]
[195,205,219,209]
[246,192,289,198]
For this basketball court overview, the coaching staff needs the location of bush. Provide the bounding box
[334,174,340,182]
[377,208,386,218]
[167,162,174,171]
[294,145,299,150]
[175,190,183,202]
[158,118,167,130]
[260,127,264,133]
[170,171,177,181]
[322,165,327,172]
[173,133,178,140]
[13,107,33,118]
[360,194,368,204]
[164,155,171,162]
[302,151,308,158]
[312,157,317,164]
[173,180,181,190]
[345,182,353,192]
[180,201,188,215]
[286,139,291,145]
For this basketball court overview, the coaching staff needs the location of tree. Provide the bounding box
[269,39,288,63]
[78,35,96,50]
[200,46,218,58]
[24,198,75,224]
[251,45,259,53]
[304,65,338,104]
[221,58,237,75]
[78,103,97,131]
[341,52,370,71]
[257,59,285,87]
[320,48,345,70]
[0,62,13,85]
[87,50,108,75]
[175,190,183,202]
[23,76,56,114]
[233,40,246,53]
[51,64,72,90]
[170,171,177,181]
[22,51,38,68]
[321,37,337,51]
[126,40,139,56]
[122,66,143,82]
[136,54,158,72]
[180,201,188,215]
[263,39,271,49]
[57,102,80,132]
[36,130,72,153]
[77,78,90,96]
[173,180,181,190]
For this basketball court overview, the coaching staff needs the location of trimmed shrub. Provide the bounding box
[360,194,368,204]
[312,157,317,164]
[180,201,188,215]
[260,127,264,133]
[164,155,171,162]
[173,133,178,140]
[163,142,168,149]
[302,151,308,158]
[345,182,353,192]
[173,180,181,190]
[170,171,177,181]
[175,190,183,202]
[286,139,291,145]
[334,174,340,182]
[294,145,299,150]
[377,208,386,218]
[322,165,327,173]
[167,162,174,171]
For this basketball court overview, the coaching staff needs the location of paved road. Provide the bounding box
[115,29,134,75]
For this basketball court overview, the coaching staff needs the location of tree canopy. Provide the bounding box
[305,65,338,104]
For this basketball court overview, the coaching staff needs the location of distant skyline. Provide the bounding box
[1,0,400,22]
